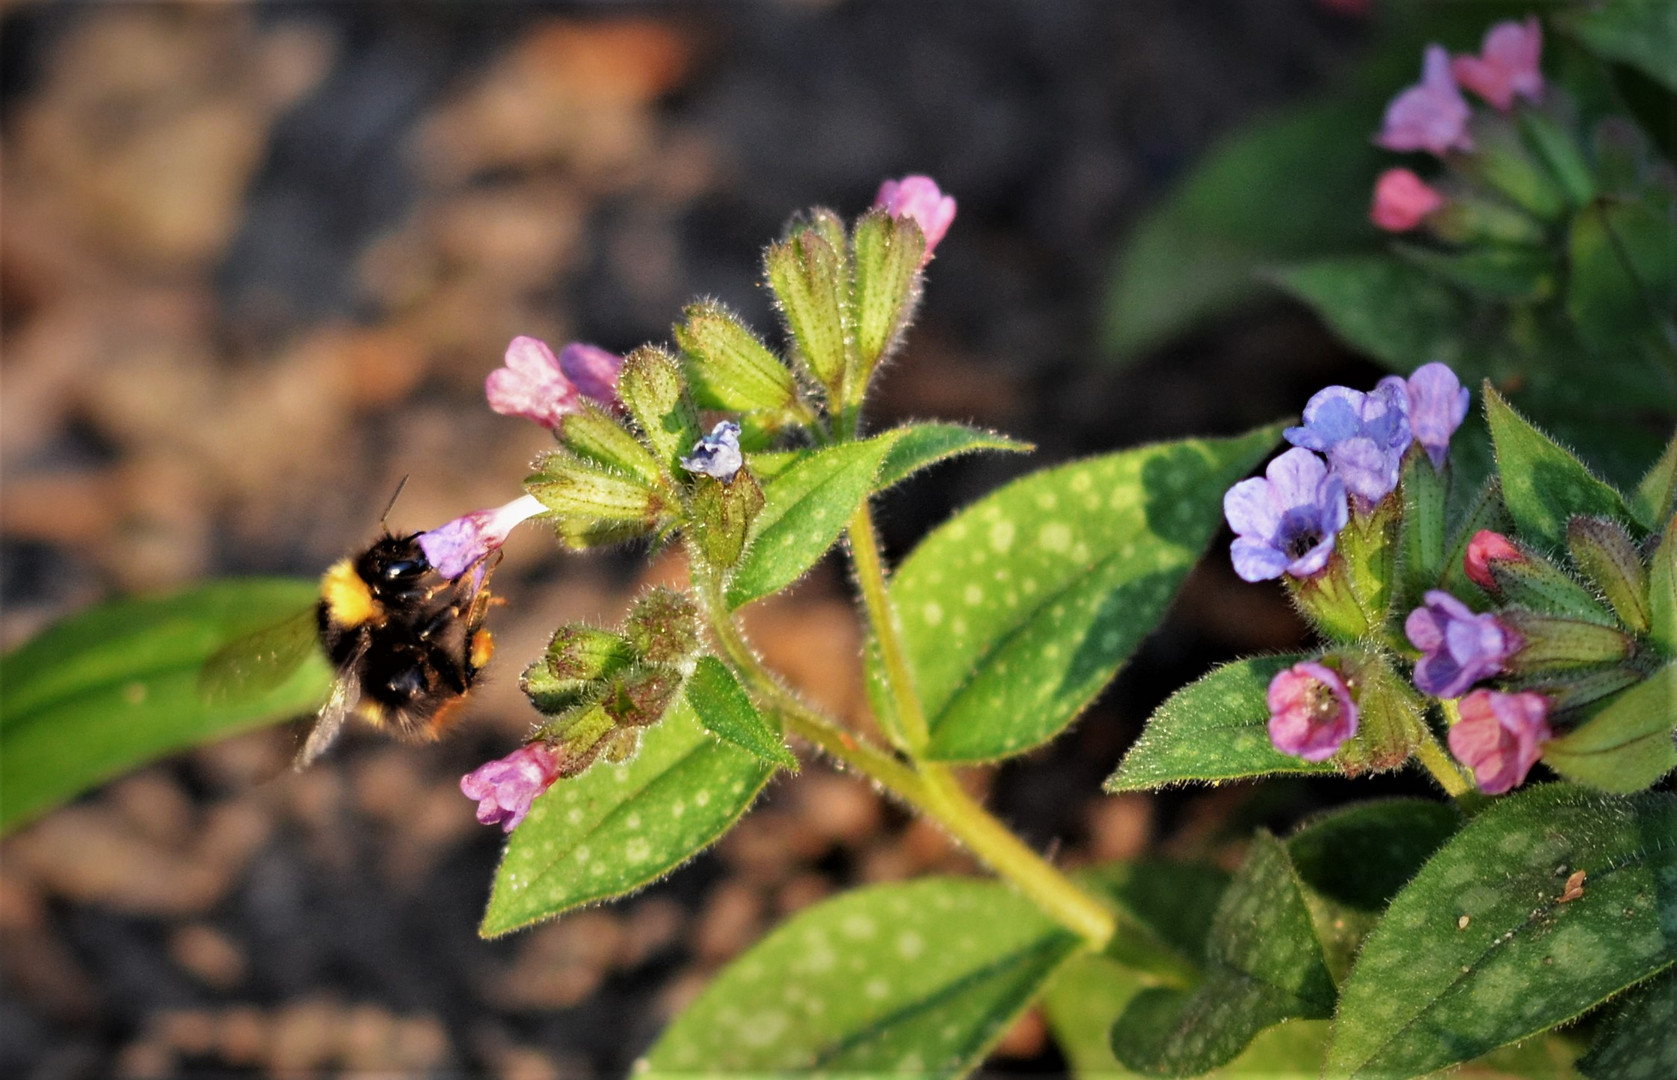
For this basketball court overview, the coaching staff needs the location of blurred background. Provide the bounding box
[1,2,1400,1076]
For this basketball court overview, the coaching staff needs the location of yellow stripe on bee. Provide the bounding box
[320,558,382,627]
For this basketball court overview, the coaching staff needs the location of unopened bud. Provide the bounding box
[676,302,799,415]
[1567,517,1649,634]
[1464,530,1524,591]
[1500,609,1635,672]
[765,226,849,396]
[559,405,664,487]
[618,346,701,475]
[1486,544,1616,626]
[623,588,701,667]
[849,208,926,385]
[527,450,668,547]
[688,468,765,571]
[602,667,683,729]
[546,625,636,684]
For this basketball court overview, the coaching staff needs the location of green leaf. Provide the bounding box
[886,426,1280,763]
[1324,784,1677,1079]
[1103,99,1383,363]
[1559,0,1677,93]
[1486,387,1634,551]
[1394,242,1558,302]
[1083,859,1230,969]
[1044,955,1329,1080]
[1271,254,1473,370]
[638,877,1081,1077]
[1109,833,1337,1077]
[1578,966,1677,1080]
[1105,657,1337,792]
[1,579,330,834]
[726,431,904,608]
[479,696,773,936]
[875,422,1033,492]
[1631,432,1677,531]
[1543,663,1677,794]
[1566,200,1677,352]
[683,656,797,770]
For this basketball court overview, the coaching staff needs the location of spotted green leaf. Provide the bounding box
[1,579,329,835]
[637,877,1081,1078]
[725,431,905,608]
[479,696,773,936]
[1486,387,1635,551]
[1324,784,1677,1079]
[1578,966,1677,1080]
[1108,833,1337,1077]
[1104,656,1336,792]
[886,427,1280,763]
[683,656,797,770]
[875,422,1032,492]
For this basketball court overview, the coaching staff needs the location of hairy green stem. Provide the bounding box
[1415,706,1474,800]
[694,562,1117,949]
[845,504,928,752]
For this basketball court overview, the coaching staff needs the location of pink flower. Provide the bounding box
[1371,168,1445,232]
[1448,689,1551,794]
[486,337,623,428]
[1377,45,1474,156]
[1452,17,1543,111]
[461,742,563,832]
[1464,530,1524,591]
[417,494,545,580]
[874,175,957,259]
[1267,661,1359,762]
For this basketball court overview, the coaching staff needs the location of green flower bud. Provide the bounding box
[688,468,764,571]
[1486,544,1616,626]
[601,666,683,729]
[676,301,799,416]
[765,224,851,398]
[1567,517,1649,634]
[527,450,669,549]
[618,345,702,475]
[546,625,636,684]
[559,405,664,487]
[1500,609,1635,671]
[848,208,925,395]
[623,587,701,667]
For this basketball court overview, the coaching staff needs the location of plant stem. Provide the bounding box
[1414,715,1474,799]
[845,504,928,752]
[694,566,1116,949]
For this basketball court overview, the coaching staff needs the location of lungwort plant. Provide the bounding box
[5,10,1677,1076]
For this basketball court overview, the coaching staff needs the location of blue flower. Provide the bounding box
[680,421,744,484]
[1223,448,1349,582]
[1284,377,1413,503]
[1404,363,1470,470]
[1405,590,1521,699]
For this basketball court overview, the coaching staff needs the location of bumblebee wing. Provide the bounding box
[294,651,364,770]
[198,607,320,707]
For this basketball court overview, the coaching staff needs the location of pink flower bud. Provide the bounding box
[1377,45,1474,157]
[1267,660,1359,762]
[1448,689,1551,794]
[1371,168,1445,232]
[874,175,957,259]
[1464,529,1524,591]
[461,742,563,832]
[416,494,545,580]
[1451,17,1543,111]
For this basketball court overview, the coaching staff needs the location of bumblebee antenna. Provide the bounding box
[379,475,410,529]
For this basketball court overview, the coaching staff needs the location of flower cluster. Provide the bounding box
[1369,16,1545,232]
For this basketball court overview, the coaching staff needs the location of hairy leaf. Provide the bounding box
[683,656,797,769]
[1486,387,1634,552]
[886,427,1279,763]
[480,697,772,936]
[1,579,329,834]
[1577,966,1677,1080]
[875,422,1032,492]
[638,877,1081,1077]
[1325,784,1677,1079]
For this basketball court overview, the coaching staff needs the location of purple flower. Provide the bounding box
[1284,377,1414,504]
[1377,45,1474,156]
[679,421,744,483]
[487,337,624,428]
[1449,689,1551,794]
[461,742,563,832]
[874,175,957,260]
[1406,590,1522,698]
[417,494,545,580]
[1267,660,1359,762]
[1223,447,1350,582]
[1452,17,1543,112]
[1404,363,1470,470]
[558,343,625,408]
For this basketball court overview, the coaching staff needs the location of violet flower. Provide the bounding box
[1284,377,1413,504]
[1223,447,1349,583]
[461,742,563,832]
[1377,44,1474,156]
[1267,660,1359,762]
[1448,688,1551,794]
[874,175,957,260]
[487,337,623,428]
[1406,589,1522,698]
[1404,362,1470,470]
[1452,17,1543,111]
[680,421,744,484]
[417,494,545,580]
[1463,529,1524,591]
[1371,168,1445,232]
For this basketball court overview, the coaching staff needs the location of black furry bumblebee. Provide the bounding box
[304,533,497,767]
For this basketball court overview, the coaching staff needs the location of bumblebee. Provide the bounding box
[201,531,498,768]
[303,533,497,767]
